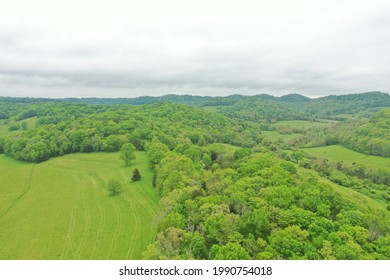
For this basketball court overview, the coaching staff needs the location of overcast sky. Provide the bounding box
[0,0,389,98]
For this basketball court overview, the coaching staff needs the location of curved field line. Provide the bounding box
[76,177,91,259]
[0,165,34,220]
[61,184,80,260]
[90,177,106,259]
[121,192,141,259]
[119,170,156,217]
[91,172,123,259]
[107,198,122,259]
[119,169,156,258]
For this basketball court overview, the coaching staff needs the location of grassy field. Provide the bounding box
[261,120,338,143]
[0,117,37,137]
[275,120,337,130]
[303,145,390,171]
[0,151,159,260]
[262,130,302,141]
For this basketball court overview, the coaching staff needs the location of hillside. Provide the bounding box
[1,93,390,260]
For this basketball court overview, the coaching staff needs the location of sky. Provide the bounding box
[0,0,389,98]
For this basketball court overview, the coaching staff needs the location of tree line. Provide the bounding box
[143,141,390,259]
[0,102,264,162]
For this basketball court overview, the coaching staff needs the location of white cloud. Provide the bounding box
[0,0,389,98]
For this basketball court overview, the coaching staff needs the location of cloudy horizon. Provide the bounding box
[1,0,389,98]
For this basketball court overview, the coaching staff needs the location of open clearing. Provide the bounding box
[0,151,159,260]
[303,145,390,171]
[275,120,336,130]
[0,116,37,137]
[262,130,302,142]
[262,120,338,142]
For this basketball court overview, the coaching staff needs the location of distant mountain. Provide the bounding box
[304,92,390,119]
[61,95,208,106]
[280,93,311,102]
[1,92,388,121]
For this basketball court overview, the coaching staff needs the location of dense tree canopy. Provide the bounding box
[1,92,389,260]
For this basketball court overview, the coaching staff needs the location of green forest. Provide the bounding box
[0,92,389,260]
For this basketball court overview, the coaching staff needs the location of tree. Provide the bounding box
[120,143,136,166]
[211,242,250,260]
[269,225,311,259]
[108,179,122,196]
[145,139,170,167]
[132,168,141,181]
[291,151,304,163]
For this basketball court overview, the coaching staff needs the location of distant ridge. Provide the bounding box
[280,93,311,102]
[0,91,388,107]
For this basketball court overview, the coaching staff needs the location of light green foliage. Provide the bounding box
[108,178,122,196]
[239,209,271,238]
[158,212,186,232]
[1,94,390,260]
[211,242,250,260]
[153,227,184,259]
[204,213,241,245]
[375,234,390,258]
[145,139,170,168]
[119,143,136,166]
[269,226,312,259]
[201,153,212,168]
[149,143,390,260]
[182,231,207,259]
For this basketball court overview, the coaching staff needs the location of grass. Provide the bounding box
[275,120,336,130]
[0,117,37,137]
[298,167,389,212]
[0,151,159,260]
[303,145,390,171]
[262,130,302,141]
[261,120,338,143]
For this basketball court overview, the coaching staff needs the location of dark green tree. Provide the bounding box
[132,168,141,181]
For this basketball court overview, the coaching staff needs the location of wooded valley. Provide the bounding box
[0,91,389,259]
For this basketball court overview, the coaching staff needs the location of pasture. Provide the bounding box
[303,145,390,171]
[0,151,159,259]
[262,130,302,142]
[274,120,337,130]
[0,116,37,137]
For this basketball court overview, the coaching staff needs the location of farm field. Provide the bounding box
[262,130,302,141]
[0,151,159,260]
[303,145,390,171]
[274,120,337,130]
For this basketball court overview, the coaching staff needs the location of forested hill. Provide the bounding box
[0,102,264,163]
[1,94,390,260]
[1,91,388,121]
[304,92,390,119]
[215,92,390,122]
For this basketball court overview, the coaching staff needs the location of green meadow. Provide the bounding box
[262,120,338,142]
[275,120,337,130]
[303,145,390,171]
[0,151,159,260]
[0,117,37,137]
[262,130,302,141]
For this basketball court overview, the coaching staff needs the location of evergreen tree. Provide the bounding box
[132,168,141,181]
